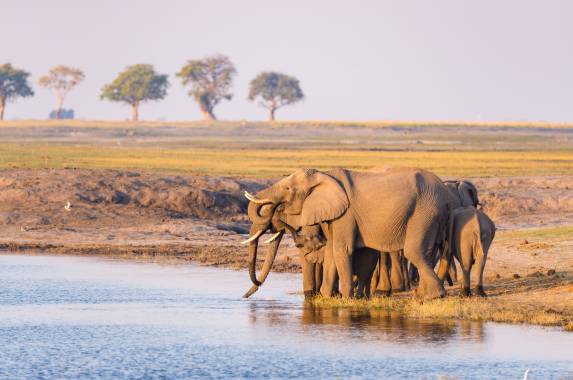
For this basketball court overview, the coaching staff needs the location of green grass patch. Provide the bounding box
[497,225,573,242]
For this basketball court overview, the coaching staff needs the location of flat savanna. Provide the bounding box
[0,121,572,330]
[1,120,572,177]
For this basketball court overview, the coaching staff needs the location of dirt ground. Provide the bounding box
[0,168,572,322]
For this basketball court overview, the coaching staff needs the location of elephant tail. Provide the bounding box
[437,206,456,283]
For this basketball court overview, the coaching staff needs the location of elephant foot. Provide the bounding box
[418,278,446,300]
[459,287,472,298]
[474,286,487,298]
[373,289,391,298]
[304,290,317,300]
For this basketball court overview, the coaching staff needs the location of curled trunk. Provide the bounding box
[247,198,278,226]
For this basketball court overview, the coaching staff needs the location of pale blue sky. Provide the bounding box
[2,0,573,122]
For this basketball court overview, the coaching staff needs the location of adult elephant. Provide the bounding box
[243,167,451,300]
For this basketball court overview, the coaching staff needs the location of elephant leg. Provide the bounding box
[331,214,356,298]
[301,254,316,299]
[409,264,419,286]
[363,250,379,298]
[404,223,446,299]
[459,243,473,297]
[374,252,391,297]
[320,223,338,297]
[460,268,471,297]
[390,250,405,292]
[319,228,337,297]
[354,248,378,299]
[314,262,323,293]
[333,248,353,298]
[448,261,458,284]
[474,245,488,298]
[401,255,410,290]
[370,258,380,297]
[407,247,445,299]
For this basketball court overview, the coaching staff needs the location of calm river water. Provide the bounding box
[0,253,571,379]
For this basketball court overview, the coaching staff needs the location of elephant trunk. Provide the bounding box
[247,225,263,287]
[247,199,279,226]
[243,230,284,298]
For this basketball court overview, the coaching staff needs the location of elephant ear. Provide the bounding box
[458,181,479,207]
[299,172,349,226]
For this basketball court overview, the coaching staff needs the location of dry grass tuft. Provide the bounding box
[308,295,568,329]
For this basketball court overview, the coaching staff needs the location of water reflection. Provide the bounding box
[300,306,468,344]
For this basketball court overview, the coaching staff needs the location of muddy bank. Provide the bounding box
[2,169,573,228]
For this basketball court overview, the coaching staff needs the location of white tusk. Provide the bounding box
[263,231,282,244]
[244,191,272,204]
[240,229,264,245]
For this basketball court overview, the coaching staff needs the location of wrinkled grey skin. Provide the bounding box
[245,167,453,300]
[443,180,479,209]
[437,206,496,297]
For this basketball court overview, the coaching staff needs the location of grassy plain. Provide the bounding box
[1,120,572,177]
[1,144,572,178]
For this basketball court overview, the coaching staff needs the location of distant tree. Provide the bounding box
[49,108,74,119]
[0,63,34,120]
[248,72,304,121]
[38,65,84,120]
[101,64,168,121]
[176,55,236,120]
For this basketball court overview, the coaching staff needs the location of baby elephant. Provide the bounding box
[438,206,495,297]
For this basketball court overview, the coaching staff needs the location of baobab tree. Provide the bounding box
[38,65,85,120]
[101,64,168,121]
[248,71,304,121]
[0,63,34,120]
[177,55,236,120]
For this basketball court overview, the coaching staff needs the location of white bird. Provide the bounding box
[64,201,72,211]
[523,369,530,380]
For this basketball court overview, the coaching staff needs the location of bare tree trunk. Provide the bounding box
[269,107,276,121]
[0,99,4,121]
[201,110,216,120]
[198,96,216,120]
[131,102,139,121]
[56,95,64,119]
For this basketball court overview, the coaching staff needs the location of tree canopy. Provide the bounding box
[39,65,84,119]
[101,64,168,121]
[0,63,34,120]
[248,71,304,121]
[176,55,236,120]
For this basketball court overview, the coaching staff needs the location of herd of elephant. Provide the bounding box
[241,167,496,300]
